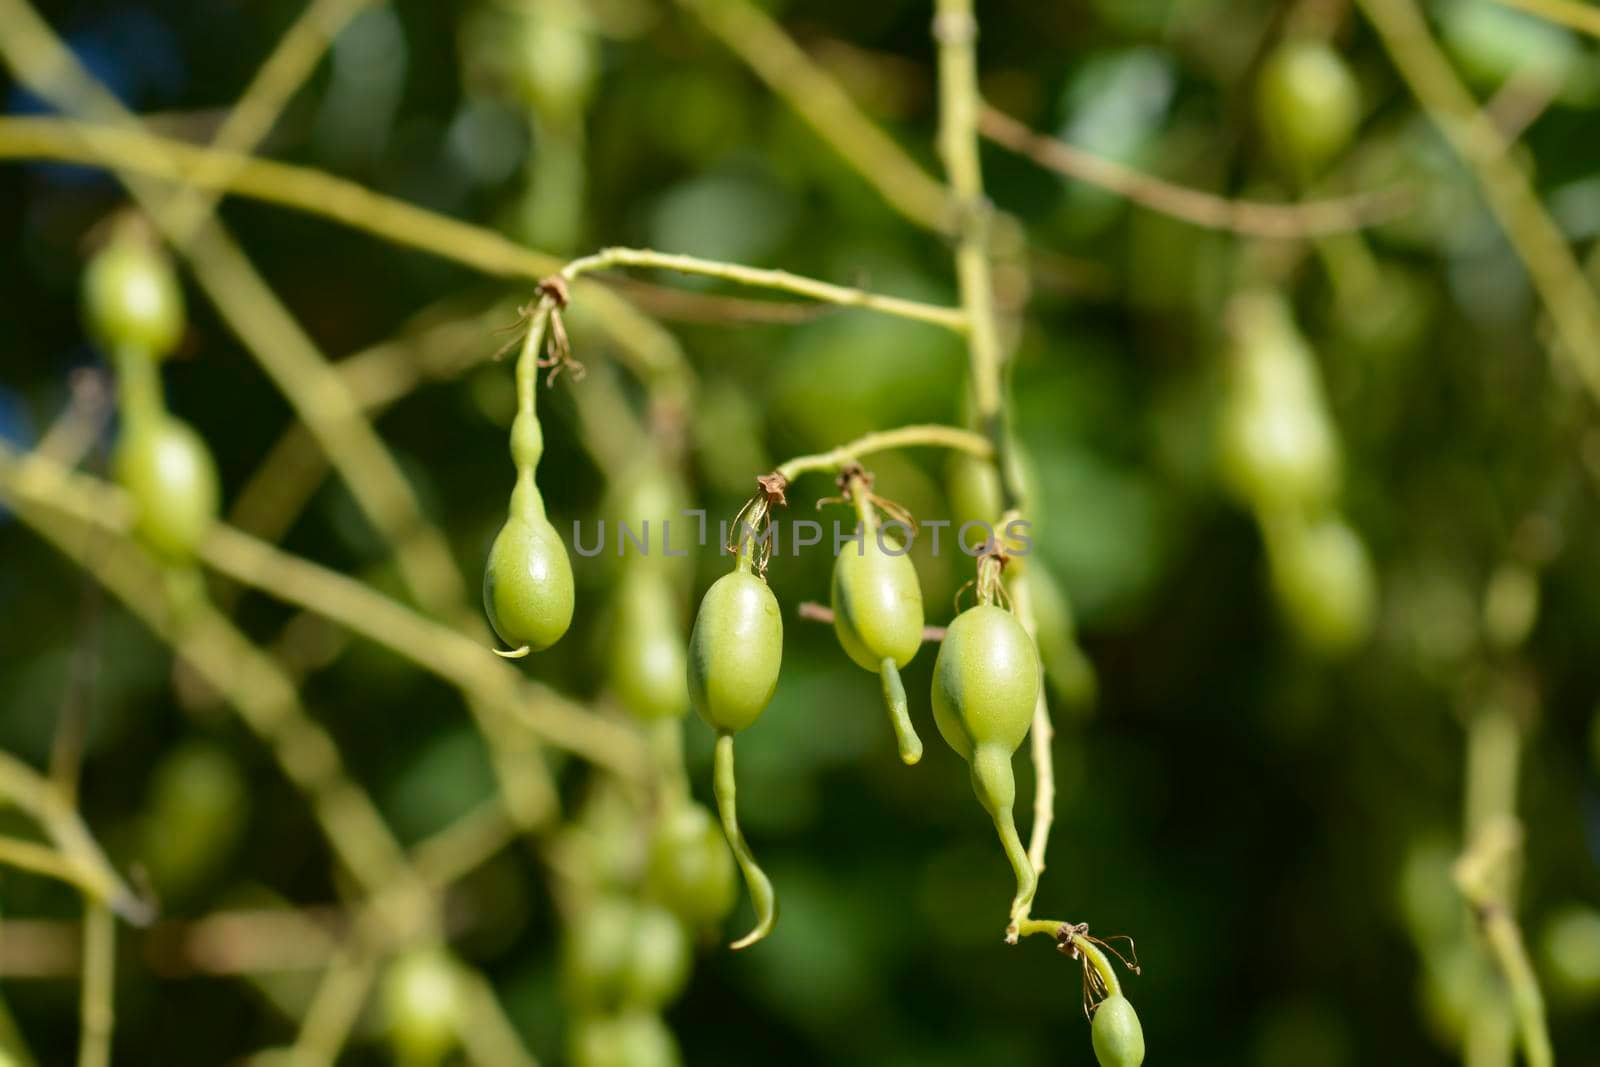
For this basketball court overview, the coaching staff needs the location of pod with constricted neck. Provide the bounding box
[687,549,783,949]
[930,602,1040,924]
[830,481,925,763]
[484,346,575,656]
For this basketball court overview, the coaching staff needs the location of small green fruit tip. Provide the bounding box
[879,658,922,765]
[493,645,532,659]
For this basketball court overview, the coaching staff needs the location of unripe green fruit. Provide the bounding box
[931,603,1040,916]
[115,412,220,561]
[84,237,185,358]
[608,568,690,721]
[381,947,462,1063]
[563,897,692,1012]
[484,513,575,653]
[623,905,692,1010]
[1219,292,1340,511]
[1257,40,1361,180]
[647,803,737,927]
[687,570,783,734]
[138,740,247,897]
[1266,513,1377,656]
[570,1012,682,1067]
[931,605,1039,764]
[1539,904,1600,1004]
[1025,564,1097,716]
[562,895,637,1009]
[831,534,923,672]
[1092,995,1146,1067]
[832,527,926,763]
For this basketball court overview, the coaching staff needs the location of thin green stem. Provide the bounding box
[1014,920,1123,997]
[713,731,777,950]
[76,901,114,1067]
[559,247,967,332]
[933,0,1007,439]
[0,753,148,923]
[776,424,992,481]
[0,836,99,895]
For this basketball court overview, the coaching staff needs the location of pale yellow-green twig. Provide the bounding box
[774,424,992,481]
[558,247,966,331]
[76,901,114,1067]
[980,106,1413,238]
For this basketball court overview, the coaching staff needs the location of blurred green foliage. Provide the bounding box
[1,0,1599,1065]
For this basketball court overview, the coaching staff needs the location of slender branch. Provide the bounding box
[76,901,114,1067]
[980,106,1413,239]
[162,0,379,244]
[676,0,951,232]
[456,968,543,1067]
[0,836,102,896]
[409,801,519,891]
[558,247,967,332]
[1453,693,1553,1067]
[287,943,379,1067]
[933,2,1005,424]
[0,116,951,337]
[774,424,992,481]
[1357,0,1600,406]
[1490,0,1600,36]
[1009,574,1056,883]
[0,753,149,923]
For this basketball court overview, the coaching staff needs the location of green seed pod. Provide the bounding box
[647,803,737,928]
[1218,290,1341,512]
[484,513,575,654]
[115,412,220,562]
[622,905,692,1010]
[608,568,690,721]
[688,570,782,734]
[381,947,462,1064]
[1256,39,1361,180]
[1024,564,1097,718]
[688,566,783,948]
[84,234,185,359]
[931,603,1040,920]
[831,524,925,764]
[1092,995,1146,1067]
[1538,904,1600,1004]
[137,740,247,899]
[1265,512,1377,656]
[562,894,638,1010]
[570,1012,682,1067]
[946,451,1005,533]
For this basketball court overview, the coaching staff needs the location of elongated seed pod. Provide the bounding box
[931,604,1040,921]
[831,513,924,763]
[688,567,783,948]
